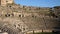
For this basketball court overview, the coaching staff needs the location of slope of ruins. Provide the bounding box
[0,0,60,34]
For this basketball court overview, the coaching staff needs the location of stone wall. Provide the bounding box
[53,6,60,16]
[0,0,13,6]
[1,0,7,6]
[26,30,52,34]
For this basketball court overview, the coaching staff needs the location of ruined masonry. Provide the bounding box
[0,0,60,34]
[0,0,13,6]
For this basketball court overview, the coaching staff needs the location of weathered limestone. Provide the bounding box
[0,1,60,34]
[0,0,14,6]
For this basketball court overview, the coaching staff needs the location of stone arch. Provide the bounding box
[8,5,12,8]
[5,14,10,17]
[11,13,14,17]
[19,14,25,17]
[14,23,23,32]
[22,15,24,17]
[19,15,21,17]
[31,15,36,18]
[5,13,14,17]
